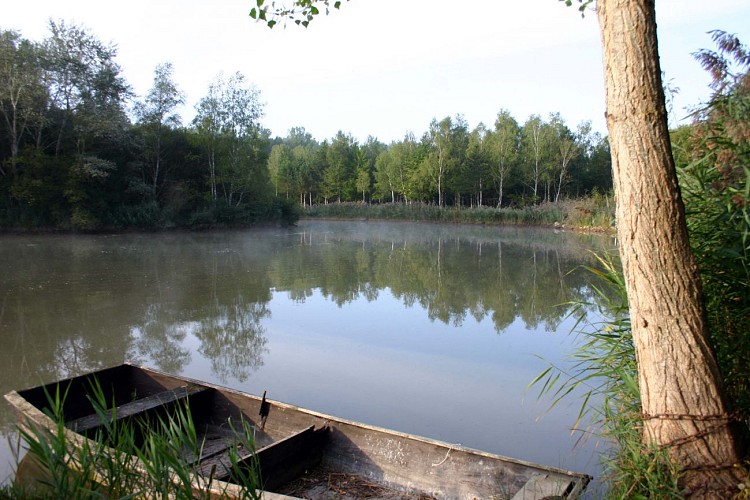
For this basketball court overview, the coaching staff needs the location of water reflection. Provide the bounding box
[193,300,269,382]
[271,224,607,335]
[0,221,617,484]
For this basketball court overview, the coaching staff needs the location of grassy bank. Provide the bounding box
[303,195,615,231]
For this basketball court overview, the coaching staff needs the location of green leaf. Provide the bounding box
[249,8,257,19]
[334,1,341,8]
[311,6,319,15]
[257,0,264,6]
[529,366,553,389]
[268,20,277,28]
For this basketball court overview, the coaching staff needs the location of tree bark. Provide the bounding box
[597,0,744,496]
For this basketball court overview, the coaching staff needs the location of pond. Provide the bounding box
[0,220,618,489]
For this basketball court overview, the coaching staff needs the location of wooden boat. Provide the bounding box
[5,363,591,499]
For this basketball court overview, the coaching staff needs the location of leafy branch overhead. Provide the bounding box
[560,0,595,17]
[250,0,593,28]
[250,0,348,28]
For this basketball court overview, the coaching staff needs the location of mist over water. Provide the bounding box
[0,220,617,486]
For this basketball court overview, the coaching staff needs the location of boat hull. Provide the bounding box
[5,363,590,499]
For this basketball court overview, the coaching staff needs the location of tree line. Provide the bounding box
[0,21,613,231]
[269,112,612,209]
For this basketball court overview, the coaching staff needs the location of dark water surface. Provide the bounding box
[0,220,617,488]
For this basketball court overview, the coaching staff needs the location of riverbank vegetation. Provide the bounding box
[1,22,612,232]
[302,193,614,229]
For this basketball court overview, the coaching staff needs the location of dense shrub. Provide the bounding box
[679,31,750,422]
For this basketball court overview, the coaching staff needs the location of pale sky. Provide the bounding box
[4,0,750,143]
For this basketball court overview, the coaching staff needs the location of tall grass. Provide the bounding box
[7,379,261,499]
[303,195,615,230]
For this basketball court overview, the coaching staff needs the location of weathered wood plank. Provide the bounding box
[206,425,330,491]
[255,425,329,491]
[66,384,209,433]
[511,473,573,499]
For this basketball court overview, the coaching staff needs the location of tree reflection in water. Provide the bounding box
[194,299,269,383]
[132,305,192,376]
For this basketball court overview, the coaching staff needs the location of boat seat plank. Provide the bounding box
[254,425,329,491]
[200,425,322,479]
[204,425,329,491]
[181,435,238,466]
[511,473,574,500]
[66,384,209,433]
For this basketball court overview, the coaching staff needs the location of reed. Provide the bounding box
[8,378,261,499]
[303,196,615,230]
[531,253,684,498]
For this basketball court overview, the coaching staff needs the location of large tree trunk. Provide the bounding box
[597,1,744,496]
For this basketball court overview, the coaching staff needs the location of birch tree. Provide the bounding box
[193,71,264,205]
[547,113,579,202]
[135,62,184,196]
[423,116,466,207]
[0,30,45,166]
[520,114,546,202]
[487,110,520,207]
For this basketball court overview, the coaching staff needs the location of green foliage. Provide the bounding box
[250,0,347,28]
[601,408,684,500]
[0,25,287,232]
[0,23,613,231]
[304,196,614,230]
[560,0,595,17]
[271,197,302,226]
[185,196,300,228]
[564,189,615,228]
[679,31,750,426]
[110,201,164,228]
[267,111,610,209]
[15,378,261,499]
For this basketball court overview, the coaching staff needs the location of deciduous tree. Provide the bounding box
[422,116,467,207]
[546,112,579,202]
[595,0,744,495]
[487,110,520,207]
[520,114,547,202]
[463,123,491,207]
[193,71,265,205]
[0,30,45,165]
[135,62,184,196]
[43,20,126,157]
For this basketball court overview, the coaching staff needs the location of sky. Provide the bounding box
[4,0,750,144]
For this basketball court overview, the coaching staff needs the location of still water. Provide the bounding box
[0,220,617,487]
